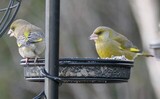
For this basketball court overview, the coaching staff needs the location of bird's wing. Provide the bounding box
[112,33,140,53]
[27,32,44,43]
[17,35,26,47]
[17,31,44,47]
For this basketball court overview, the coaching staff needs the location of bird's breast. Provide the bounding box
[95,40,122,58]
[18,46,36,58]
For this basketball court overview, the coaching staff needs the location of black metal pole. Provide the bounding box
[45,0,60,99]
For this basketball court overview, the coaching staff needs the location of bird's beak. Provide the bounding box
[8,29,14,37]
[89,33,98,40]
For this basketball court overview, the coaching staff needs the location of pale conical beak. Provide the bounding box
[8,29,14,37]
[89,33,98,40]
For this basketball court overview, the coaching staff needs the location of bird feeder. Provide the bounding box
[0,0,134,83]
[20,58,133,83]
[0,0,134,99]
[19,0,134,84]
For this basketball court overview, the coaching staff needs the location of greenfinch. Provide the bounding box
[90,26,153,60]
[8,19,45,63]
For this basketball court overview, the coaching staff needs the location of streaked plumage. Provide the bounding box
[8,19,45,62]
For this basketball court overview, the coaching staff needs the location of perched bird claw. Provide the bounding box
[25,58,29,65]
[34,57,38,63]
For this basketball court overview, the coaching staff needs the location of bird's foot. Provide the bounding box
[34,57,38,63]
[25,58,29,65]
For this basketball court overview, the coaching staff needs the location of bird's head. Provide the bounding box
[89,26,113,42]
[8,19,29,38]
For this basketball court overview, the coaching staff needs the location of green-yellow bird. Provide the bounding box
[8,19,45,63]
[89,26,153,60]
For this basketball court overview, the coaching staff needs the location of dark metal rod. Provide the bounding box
[0,2,18,12]
[0,0,13,25]
[45,0,60,99]
[0,0,21,37]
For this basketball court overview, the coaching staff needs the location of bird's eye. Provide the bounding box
[11,26,15,31]
[95,31,102,35]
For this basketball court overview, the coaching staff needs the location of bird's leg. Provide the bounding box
[25,58,29,64]
[34,56,38,64]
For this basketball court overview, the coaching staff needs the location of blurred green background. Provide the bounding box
[0,0,159,99]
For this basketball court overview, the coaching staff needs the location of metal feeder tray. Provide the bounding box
[20,58,134,83]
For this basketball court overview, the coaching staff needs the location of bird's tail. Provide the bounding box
[137,52,154,57]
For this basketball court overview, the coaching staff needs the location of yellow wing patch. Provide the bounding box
[119,46,140,52]
[118,46,123,50]
[130,48,140,52]
[24,31,29,41]
[24,31,29,38]
[17,43,22,47]
[35,38,43,42]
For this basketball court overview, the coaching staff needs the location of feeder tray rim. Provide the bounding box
[21,63,133,67]
[150,43,160,49]
[20,57,134,68]
[20,57,134,63]
[24,77,129,83]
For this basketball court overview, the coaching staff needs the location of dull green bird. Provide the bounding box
[8,19,45,63]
